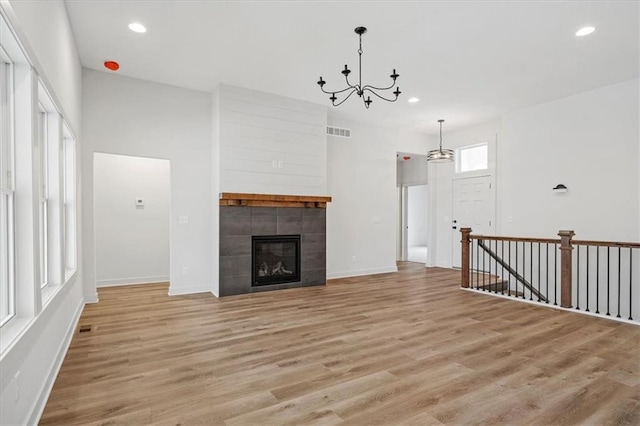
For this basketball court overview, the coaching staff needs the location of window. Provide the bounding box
[63,123,76,276]
[37,104,49,288]
[37,80,63,297]
[0,49,15,326]
[457,143,488,173]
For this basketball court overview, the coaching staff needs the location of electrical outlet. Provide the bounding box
[182,267,189,276]
[351,256,357,263]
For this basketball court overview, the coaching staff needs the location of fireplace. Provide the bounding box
[252,235,301,286]
[219,193,330,296]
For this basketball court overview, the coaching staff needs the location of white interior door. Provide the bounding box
[452,176,494,268]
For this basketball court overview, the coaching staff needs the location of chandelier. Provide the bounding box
[427,120,454,162]
[317,27,400,109]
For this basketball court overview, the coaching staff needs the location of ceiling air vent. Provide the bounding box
[327,126,351,138]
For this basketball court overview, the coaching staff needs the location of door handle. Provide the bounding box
[452,226,457,230]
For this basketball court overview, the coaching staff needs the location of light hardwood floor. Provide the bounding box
[41,263,640,425]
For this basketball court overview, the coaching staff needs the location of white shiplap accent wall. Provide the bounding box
[219,84,328,195]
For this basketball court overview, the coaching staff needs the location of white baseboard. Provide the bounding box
[168,284,213,296]
[97,275,169,287]
[327,265,398,280]
[28,297,84,425]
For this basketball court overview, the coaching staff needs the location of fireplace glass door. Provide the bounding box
[252,235,301,286]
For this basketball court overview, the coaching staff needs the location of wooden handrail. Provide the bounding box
[469,234,640,249]
[470,234,560,244]
[572,240,640,249]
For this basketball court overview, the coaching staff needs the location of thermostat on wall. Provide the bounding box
[135,198,144,207]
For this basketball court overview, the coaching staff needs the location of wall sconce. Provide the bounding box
[552,184,568,193]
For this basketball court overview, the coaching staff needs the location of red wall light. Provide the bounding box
[104,61,120,71]
[403,156,411,160]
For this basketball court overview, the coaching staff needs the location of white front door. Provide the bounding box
[452,176,494,268]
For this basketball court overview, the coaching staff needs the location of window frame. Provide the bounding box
[456,142,489,174]
[37,102,49,289]
[0,45,16,327]
[62,122,76,279]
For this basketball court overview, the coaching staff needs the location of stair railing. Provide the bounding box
[460,228,639,322]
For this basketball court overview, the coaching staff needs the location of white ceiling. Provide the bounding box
[64,0,639,134]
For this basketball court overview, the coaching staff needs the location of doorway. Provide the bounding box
[93,153,171,287]
[407,185,428,263]
[396,153,429,264]
[451,175,494,268]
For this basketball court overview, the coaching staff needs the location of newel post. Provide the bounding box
[558,230,575,308]
[461,228,472,288]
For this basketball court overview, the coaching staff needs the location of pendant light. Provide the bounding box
[427,119,454,162]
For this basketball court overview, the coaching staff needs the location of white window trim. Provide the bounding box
[0,47,16,327]
[37,104,49,290]
[37,80,65,307]
[62,123,77,281]
[0,189,15,327]
[456,142,489,175]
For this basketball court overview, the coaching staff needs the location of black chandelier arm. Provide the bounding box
[319,84,358,96]
[344,72,357,90]
[362,87,400,103]
[361,79,398,92]
[331,88,359,107]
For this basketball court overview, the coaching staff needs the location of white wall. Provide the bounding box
[0,1,84,425]
[431,78,639,268]
[5,0,81,129]
[82,69,212,297]
[94,153,170,286]
[499,78,639,241]
[218,84,328,196]
[408,184,429,247]
[326,114,433,278]
[430,120,500,267]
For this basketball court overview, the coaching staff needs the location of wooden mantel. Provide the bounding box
[219,193,332,208]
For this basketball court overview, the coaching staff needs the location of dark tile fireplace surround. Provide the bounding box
[219,193,330,296]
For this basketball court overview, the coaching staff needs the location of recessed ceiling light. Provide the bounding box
[128,22,147,33]
[408,97,419,103]
[575,26,595,37]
